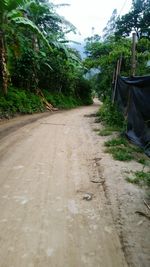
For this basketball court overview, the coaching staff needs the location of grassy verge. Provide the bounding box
[104,135,150,187]
[104,136,145,161]
[96,99,149,161]
[95,99,150,187]
[98,126,121,136]
[126,170,150,187]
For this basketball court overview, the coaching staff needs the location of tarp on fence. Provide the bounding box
[115,76,150,157]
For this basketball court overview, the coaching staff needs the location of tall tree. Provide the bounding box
[115,0,150,39]
[102,9,118,40]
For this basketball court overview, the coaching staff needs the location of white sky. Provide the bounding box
[51,0,132,41]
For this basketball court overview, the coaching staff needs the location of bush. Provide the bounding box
[43,79,93,109]
[76,77,93,105]
[43,90,80,109]
[0,81,93,118]
[97,98,125,128]
[0,87,44,118]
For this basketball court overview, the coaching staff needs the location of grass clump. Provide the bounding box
[138,158,147,165]
[98,126,121,136]
[137,158,150,167]
[105,137,128,147]
[104,136,146,162]
[126,171,150,187]
[105,146,134,161]
[99,129,113,136]
[93,128,100,132]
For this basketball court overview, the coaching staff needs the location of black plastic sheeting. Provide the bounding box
[115,76,150,157]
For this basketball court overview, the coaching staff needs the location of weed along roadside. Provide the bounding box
[95,97,150,187]
[89,101,150,266]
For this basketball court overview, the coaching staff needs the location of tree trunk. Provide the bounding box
[0,30,8,95]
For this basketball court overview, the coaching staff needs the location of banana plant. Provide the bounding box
[0,0,78,95]
[22,0,77,57]
[0,0,53,95]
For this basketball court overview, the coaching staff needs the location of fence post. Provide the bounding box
[131,32,136,76]
[112,59,120,103]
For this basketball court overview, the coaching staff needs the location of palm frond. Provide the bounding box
[68,52,82,64]
[50,40,69,57]
[44,63,53,71]
[45,12,76,34]
[6,0,29,12]
[11,16,53,51]
[58,15,77,33]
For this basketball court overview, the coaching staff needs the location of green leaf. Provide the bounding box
[11,17,53,51]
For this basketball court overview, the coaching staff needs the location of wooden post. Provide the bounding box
[126,33,137,115]
[131,32,136,76]
[112,59,120,103]
[112,69,116,84]
[118,54,122,74]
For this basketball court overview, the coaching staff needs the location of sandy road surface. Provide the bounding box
[0,102,128,267]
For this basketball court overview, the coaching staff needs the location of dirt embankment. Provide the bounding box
[0,102,149,267]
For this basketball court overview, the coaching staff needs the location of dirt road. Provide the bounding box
[0,102,128,267]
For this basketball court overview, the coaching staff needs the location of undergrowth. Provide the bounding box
[96,98,125,129]
[43,90,81,109]
[96,98,127,137]
[97,98,148,161]
[0,87,44,118]
[0,86,92,118]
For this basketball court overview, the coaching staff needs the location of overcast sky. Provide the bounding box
[51,0,132,41]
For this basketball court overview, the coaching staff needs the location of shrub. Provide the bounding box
[0,87,44,118]
[76,77,93,105]
[97,98,125,128]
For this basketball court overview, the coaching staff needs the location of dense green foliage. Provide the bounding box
[104,136,147,162]
[0,80,93,118]
[0,0,150,117]
[84,36,150,100]
[84,0,150,160]
[84,0,150,101]
[96,99,125,128]
[0,86,84,118]
[0,0,92,116]
[0,87,44,117]
[115,0,150,39]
